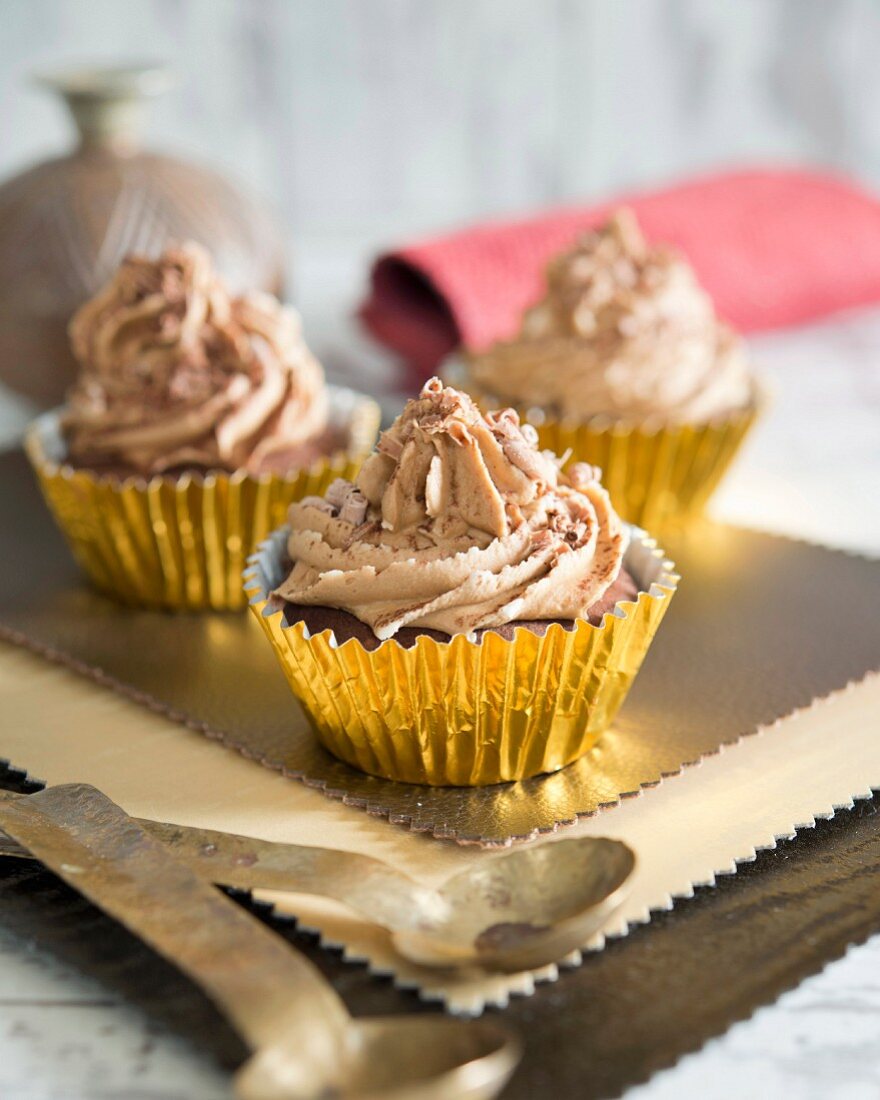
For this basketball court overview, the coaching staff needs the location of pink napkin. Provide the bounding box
[359,168,880,381]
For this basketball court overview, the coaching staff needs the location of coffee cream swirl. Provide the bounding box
[275,379,627,641]
[64,242,328,475]
[469,209,753,425]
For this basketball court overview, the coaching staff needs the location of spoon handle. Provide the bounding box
[0,790,440,932]
[0,783,348,1066]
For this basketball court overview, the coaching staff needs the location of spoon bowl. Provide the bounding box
[236,1016,519,1100]
[394,836,635,971]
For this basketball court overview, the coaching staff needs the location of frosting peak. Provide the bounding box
[355,379,556,541]
[469,209,753,424]
[64,242,328,475]
[276,380,627,640]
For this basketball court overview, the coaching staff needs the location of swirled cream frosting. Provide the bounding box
[63,242,328,475]
[275,379,627,641]
[469,209,753,424]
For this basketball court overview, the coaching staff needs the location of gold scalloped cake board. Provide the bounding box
[1,647,879,1015]
[1,449,879,845]
[2,446,880,1014]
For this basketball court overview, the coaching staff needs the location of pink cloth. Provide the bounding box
[360,168,880,381]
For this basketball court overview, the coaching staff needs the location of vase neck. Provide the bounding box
[33,64,174,155]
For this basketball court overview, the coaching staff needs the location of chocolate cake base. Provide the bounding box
[68,424,347,481]
[282,567,639,651]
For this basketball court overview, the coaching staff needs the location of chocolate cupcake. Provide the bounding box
[464,210,766,529]
[246,379,677,786]
[26,243,379,609]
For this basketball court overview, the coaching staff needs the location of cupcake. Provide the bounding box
[246,379,677,786]
[465,209,765,529]
[26,242,379,609]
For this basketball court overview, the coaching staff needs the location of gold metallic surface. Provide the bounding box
[0,797,633,973]
[0,784,520,1099]
[24,387,380,611]
[245,529,677,786]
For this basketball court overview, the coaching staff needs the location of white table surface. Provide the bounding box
[0,248,878,1099]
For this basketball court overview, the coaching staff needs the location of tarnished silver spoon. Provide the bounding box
[0,783,520,1100]
[0,789,634,973]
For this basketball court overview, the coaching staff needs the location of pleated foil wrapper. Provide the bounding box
[244,526,678,787]
[25,385,380,611]
[524,394,765,531]
[447,361,766,530]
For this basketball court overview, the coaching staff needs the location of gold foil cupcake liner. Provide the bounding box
[525,389,765,530]
[450,361,767,530]
[244,527,678,787]
[26,385,380,611]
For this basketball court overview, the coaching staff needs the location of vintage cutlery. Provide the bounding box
[0,783,520,1099]
[0,787,634,972]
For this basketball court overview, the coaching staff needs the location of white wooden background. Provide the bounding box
[2,0,880,249]
[3,0,880,439]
